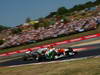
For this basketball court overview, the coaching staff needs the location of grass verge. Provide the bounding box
[0,26,100,54]
[0,57,100,75]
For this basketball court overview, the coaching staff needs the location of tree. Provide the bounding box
[33,23,39,29]
[46,12,57,18]
[0,25,10,32]
[94,0,100,5]
[84,1,94,8]
[12,28,22,34]
[57,7,68,15]
[0,40,4,45]
[70,4,84,11]
[25,17,31,23]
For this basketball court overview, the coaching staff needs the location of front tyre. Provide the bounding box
[65,51,77,56]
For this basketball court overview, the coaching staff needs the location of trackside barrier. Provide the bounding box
[0,33,100,56]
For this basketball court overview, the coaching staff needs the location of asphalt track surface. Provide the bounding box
[0,44,100,67]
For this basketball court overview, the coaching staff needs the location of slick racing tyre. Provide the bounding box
[22,54,33,61]
[68,52,75,56]
[37,55,46,62]
[65,51,78,56]
[68,51,78,56]
[22,55,29,61]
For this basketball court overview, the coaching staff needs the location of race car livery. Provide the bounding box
[22,47,77,61]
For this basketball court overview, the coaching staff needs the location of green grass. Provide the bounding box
[0,26,100,54]
[0,57,100,75]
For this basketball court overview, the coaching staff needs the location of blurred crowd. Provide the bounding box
[0,6,100,49]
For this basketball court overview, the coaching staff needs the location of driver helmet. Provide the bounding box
[48,45,53,49]
[25,51,31,54]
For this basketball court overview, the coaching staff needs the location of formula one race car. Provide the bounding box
[22,47,77,62]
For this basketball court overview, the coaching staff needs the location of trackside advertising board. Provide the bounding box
[0,33,100,56]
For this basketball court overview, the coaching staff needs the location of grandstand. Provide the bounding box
[0,1,100,49]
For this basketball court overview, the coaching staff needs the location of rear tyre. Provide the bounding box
[37,55,46,62]
[22,55,28,61]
